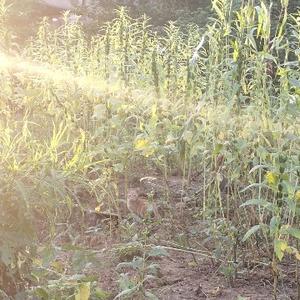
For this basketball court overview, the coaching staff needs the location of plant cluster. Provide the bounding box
[0,0,299,298]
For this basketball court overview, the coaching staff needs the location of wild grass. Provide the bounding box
[0,0,299,298]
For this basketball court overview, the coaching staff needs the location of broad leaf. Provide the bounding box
[274,239,288,261]
[240,199,276,212]
[113,286,139,299]
[285,227,300,240]
[242,225,261,242]
[269,216,280,237]
[148,246,168,257]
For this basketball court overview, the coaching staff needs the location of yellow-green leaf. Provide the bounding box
[134,138,149,150]
[274,239,288,261]
[265,171,279,186]
[75,282,91,300]
[295,190,300,203]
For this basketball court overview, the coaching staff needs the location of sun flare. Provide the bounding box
[0,51,115,93]
[0,52,10,68]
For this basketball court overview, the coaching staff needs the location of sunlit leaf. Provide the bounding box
[295,190,300,203]
[135,138,149,150]
[274,239,288,261]
[213,143,223,156]
[75,282,91,300]
[265,171,279,186]
[95,203,104,214]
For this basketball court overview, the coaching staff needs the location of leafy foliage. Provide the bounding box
[0,0,300,298]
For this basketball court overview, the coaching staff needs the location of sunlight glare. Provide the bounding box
[0,52,10,68]
[0,51,118,93]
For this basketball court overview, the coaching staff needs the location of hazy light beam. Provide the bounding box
[0,52,119,93]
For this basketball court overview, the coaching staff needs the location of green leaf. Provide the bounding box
[113,286,139,299]
[240,199,275,212]
[262,53,276,62]
[145,291,159,300]
[34,287,49,300]
[269,216,280,237]
[249,164,268,174]
[240,198,265,207]
[285,227,300,240]
[147,246,168,257]
[94,288,111,300]
[212,0,225,21]
[242,225,261,242]
[274,239,288,261]
[213,143,223,156]
[248,28,257,50]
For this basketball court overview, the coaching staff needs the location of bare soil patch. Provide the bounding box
[49,175,297,300]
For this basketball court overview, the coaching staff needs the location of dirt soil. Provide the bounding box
[51,176,297,300]
[54,224,296,300]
